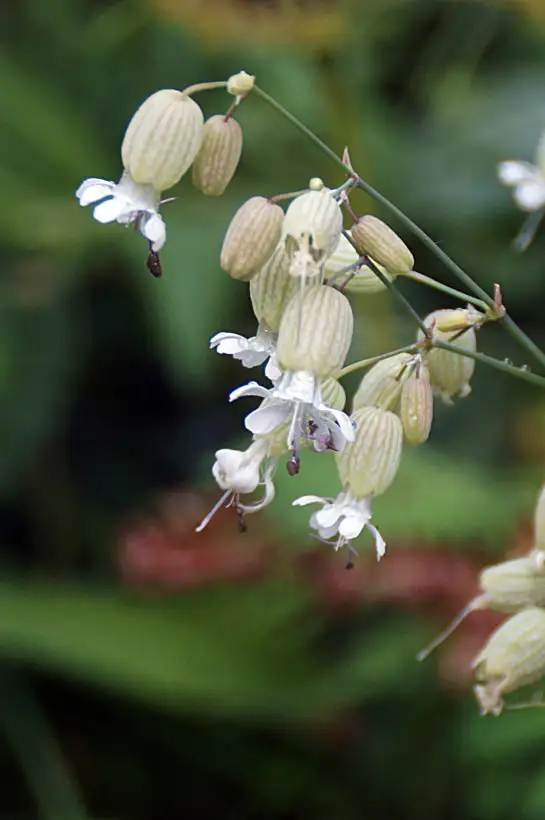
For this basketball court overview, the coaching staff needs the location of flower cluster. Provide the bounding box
[75,71,488,569]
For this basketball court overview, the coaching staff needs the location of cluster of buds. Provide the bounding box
[418,484,545,715]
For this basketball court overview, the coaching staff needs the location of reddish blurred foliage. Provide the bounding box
[118,489,535,691]
[119,490,271,590]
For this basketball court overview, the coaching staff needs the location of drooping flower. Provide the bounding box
[209,322,281,381]
[230,370,354,472]
[498,134,545,249]
[76,171,166,250]
[195,437,276,532]
[293,490,386,564]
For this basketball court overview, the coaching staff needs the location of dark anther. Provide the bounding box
[146,245,163,278]
[286,455,300,476]
[235,506,247,533]
[345,557,355,570]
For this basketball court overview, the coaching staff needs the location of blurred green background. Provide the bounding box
[3,0,545,817]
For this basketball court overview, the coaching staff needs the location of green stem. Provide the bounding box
[339,345,419,378]
[403,270,487,310]
[434,340,545,388]
[253,84,545,373]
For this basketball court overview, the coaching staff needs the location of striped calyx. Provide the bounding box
[122,89,204,191]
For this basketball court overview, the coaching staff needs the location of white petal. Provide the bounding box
[264,354,282,383]
[338,513,366,540]
[310,513,339,540]
[93,197,128,224]
[76,178,116,206]
[244,402,290,435]
[229,382,271,402]
[514,181,545,212]
[498,161,539,187]
[367,523,386,560]
[141,213,166,251]
[315,504,343,530]
[238,472,276,514]
[237,349,270,368]
[324,407,355,443]
[293,494,328,507]
[210,334,247,354]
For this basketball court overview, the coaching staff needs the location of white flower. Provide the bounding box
[195,438,276,532]
[498,160,545,212]
[76,171,166,251]
[230,370,354,471]
[293,489,386,562]
[209,323,282,381]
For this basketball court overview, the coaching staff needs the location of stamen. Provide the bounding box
[286,454,300,476]
[195,489,232,532]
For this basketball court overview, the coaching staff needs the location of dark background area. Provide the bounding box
[2,0,545,818]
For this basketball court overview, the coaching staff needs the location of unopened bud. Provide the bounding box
[534,484,545,549]
[418,555,545,661]
[227,71,255,96]
[473,607,545,715]
[400,365,433,445]
[324,234,391,294]
[344,406,403,498]
[250,245,299,332]
[122,90,204,191]
[309,177,325,191]
[192,115,243,196]
[221,196,284,281]
[276,285,354,378]
[282,189,343,266]
[350,215,414,276]
[352,353,413,413]
[418,309,477,402]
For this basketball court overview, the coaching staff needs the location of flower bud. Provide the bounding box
[220,196,284,281]
[350,215,414,276]
[192,115,243,196]
[473,607,545,715]
[282,189,343,264]
[534,484,545,549]
[324,234,391,294]
[249,245,299,332]
[417,309,477,402]
[345,406,403,498]
[400,365,433,445]
[276,285,354,378]
[227,71,255,96]
[418,555,545,661]
[122,90,204,191]
[352,353,413,413]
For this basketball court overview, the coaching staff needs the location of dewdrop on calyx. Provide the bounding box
[417,554,545,661]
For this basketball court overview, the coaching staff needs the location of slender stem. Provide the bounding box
[358,249,430,336]
[180,80,227,97]
[434,340,545,388]
[403,270,488,311]
[270,189,310,204]
[253,84,545,373]
[339,345,420,378]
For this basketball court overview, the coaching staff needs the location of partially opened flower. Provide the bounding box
[76,171,166,250]
[498,132,545,213]
[77,88,204,251]
[195,437,276,532]
[209,322,281,381]
[294,490,385,565]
